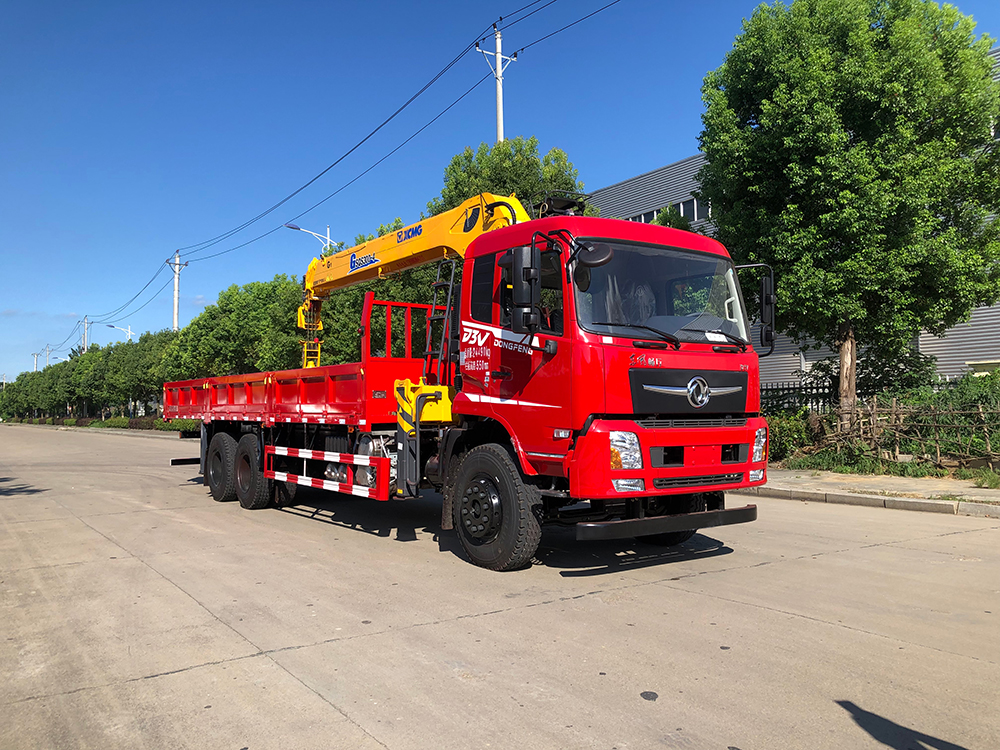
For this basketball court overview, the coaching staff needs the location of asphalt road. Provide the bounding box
[1,424,998,750]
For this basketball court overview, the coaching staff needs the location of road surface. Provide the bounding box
[1,424,997,749]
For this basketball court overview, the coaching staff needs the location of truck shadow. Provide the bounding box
[278,487,733,575]
[836,700,970,750]
[537,528,733,577]
[0,476,49,496]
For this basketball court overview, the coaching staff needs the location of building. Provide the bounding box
[588,46,1000,383]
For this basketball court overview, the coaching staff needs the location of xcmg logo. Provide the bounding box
[397,224,423,243]
[349,252,378,272]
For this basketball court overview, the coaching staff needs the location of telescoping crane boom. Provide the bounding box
[296,193,531,368]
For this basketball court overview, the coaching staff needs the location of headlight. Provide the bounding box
[752,427,767,462]
[749,469,764,482]
[613,478,645,493]
[610,431,642,470]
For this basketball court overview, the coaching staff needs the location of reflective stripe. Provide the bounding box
[269,471,374,498]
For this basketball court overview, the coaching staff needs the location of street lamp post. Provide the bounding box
[284,223,340,253]
[106,324,134,341]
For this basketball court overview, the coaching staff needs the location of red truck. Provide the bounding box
[164,193,775,570]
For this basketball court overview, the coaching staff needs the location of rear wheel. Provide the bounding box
[235,434,271,510]
[207,432,237,502]
[452,444,541,571]
[635,493,707,547]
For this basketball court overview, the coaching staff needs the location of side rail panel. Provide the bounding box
[264,445,391,501]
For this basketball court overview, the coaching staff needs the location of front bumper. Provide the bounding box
[576,504,757,540]
[569,417,769,500]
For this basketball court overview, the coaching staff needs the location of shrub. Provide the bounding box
[45,418,53,425]
[91,417,130,429]
[63,418,77,426]
[767,408,812,461]
[76,418,93,427]
[128,417,157,431]
[155,418,201,432]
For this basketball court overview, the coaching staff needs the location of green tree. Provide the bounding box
[698,0,1000,419]
[161,275,303,379]
[427,136,586,215]
[652,205,692,232]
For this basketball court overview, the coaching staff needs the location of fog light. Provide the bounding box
[610,431,642,469]
[752,427,767,462]
[749,469,764,482]
[613,478,645,492]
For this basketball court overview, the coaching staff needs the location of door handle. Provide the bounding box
[491,370,512,380]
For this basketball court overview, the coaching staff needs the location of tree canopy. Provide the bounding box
[697,0,1000,412]
[427,136,585,215]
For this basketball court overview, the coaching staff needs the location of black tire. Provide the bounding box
[234,433,271,510]
[273,479,298,507]
[452,443,541,571]
[207,432,238,503]
[636,493,708,547]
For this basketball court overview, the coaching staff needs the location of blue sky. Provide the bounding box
[2,0,999,381]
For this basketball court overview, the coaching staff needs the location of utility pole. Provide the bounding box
[477,23,517,143]
[82,315,89,352]
[45,345,51,367]
[33,353,39,372]
[167,251,188,332]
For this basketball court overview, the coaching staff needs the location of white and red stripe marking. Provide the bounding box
[269,445,372,466]
[265,470,377,499]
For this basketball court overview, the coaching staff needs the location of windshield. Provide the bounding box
[573,240,749,344]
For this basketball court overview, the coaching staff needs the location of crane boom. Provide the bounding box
[296,193,530,367]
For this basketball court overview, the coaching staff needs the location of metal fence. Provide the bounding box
[760,381,836,414]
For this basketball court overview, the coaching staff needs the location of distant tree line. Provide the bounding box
[1,137,585,419]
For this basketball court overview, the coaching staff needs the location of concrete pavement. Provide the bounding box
[2,423,998,749]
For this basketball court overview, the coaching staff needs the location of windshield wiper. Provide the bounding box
[680,326,748,351]
[591,322,681,350]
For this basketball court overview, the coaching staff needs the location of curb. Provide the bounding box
[731,486,999,519]
[1,423,190,441]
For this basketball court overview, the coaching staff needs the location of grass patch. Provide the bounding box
[784,450,949,478]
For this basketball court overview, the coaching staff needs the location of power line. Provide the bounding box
[513,0,624,54]
[101,276,174,325]
[188,71,495,264]
[178,23,503,260]
[89,262,168,323]
[188,1,627,264]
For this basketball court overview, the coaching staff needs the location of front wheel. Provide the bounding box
[452,444,542,571]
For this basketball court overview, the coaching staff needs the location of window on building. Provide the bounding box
[681,199,695,219]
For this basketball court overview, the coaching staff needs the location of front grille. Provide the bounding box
[653,473,744,489]
[636,417,748,430]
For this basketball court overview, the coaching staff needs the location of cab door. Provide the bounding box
[491,247,573,465]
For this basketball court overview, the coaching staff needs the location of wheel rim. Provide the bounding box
[236,453,253,494]
[209,450,223,487]
[460,474,503,545]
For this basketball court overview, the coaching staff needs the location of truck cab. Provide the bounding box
[439,215,767,568]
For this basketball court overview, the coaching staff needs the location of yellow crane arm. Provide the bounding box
[296,193,530,367]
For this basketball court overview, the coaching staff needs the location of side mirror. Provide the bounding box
[508,245,541,334]
[577,242,613,268]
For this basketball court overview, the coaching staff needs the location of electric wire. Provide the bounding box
[513,0,624,54]
[187,71,494,264]
[188,1,626,263]
[89,262,168,322]
[479,0,561,42]
[32,0,625,357]
[100,276,174,325]
[177,25,503,259]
